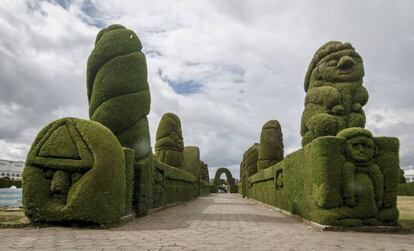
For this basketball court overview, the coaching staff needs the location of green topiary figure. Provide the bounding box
[87,24,153,214]
[337,128,384,211]
[244,143,259,176]
[87,24,151,159]
[155,113,184,169]
[301,41,368,146]
[182,146,201,178]
[257,120,284,170]
[200,161,210,182]
[22,118,125,226]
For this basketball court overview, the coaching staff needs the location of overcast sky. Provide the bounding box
[0,0,413,179]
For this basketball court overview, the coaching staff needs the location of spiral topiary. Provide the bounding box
[87,24,151,160]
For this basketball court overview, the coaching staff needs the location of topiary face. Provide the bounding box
[23,118,126,225]
[313,50,364,83]
[345,135,375,162]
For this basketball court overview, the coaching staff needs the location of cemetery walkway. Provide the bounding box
[0,193,413,250]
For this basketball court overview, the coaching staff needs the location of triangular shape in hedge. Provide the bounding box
[39,125,80,159]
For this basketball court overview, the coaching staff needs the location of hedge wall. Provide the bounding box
[248,130,400,227]
[152,159,198,208]
[0,178,21,188]
[397,183,414,196]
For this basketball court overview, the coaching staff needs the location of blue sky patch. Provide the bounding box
[158,70,203,95]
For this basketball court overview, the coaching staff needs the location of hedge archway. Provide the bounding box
[211,168,238,193]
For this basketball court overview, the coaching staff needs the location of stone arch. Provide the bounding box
[212,168,238,193]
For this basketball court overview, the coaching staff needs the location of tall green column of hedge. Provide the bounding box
[87,24,153,215]
[301,41,368,146]
[22,118,126,226]
[244,143,259,176]
[182,146,201,179]
[257,120,284,170]
[200,160,209,182]
[155,113,184,169]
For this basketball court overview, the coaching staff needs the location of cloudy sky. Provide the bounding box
[0,0,413,179]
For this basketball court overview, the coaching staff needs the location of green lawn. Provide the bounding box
[398,196,414,231]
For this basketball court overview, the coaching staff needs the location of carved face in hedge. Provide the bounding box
[314,49,364,83]
[23,118,125,225]
[345,135,376,162]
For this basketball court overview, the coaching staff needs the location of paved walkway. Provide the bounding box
[0,194,413,250]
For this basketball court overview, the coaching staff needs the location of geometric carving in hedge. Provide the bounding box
[155,113,184,169]
[257,120,284,170]
[301,41,368,146]
[87,24,151,160]
[23,118,126,226]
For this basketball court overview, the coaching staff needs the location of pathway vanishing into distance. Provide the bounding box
[1,194,413,250]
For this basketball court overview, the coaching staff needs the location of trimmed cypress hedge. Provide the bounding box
[87,24,153,215]
[398,183,414,196]
[212,167,238,193]
[248,129,400,226]
[257,120,284,170]
[301,41,368,147]
[23,118,126,226]
[155,113,184,169]
[0,178,21,188]
[182,146,201,179]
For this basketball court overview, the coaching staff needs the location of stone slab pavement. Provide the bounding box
[0,193,413,250]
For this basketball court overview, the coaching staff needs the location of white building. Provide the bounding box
[404,167,414,183]
[0,159,25,180]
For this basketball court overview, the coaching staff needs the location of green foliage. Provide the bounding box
[0,178,21,188]
[23,118,126,226]
[301,41,368,146]
[155,113,184,169]
[200,161,210,182]
[152,158,198,208]
[247,130,400,226]
[398,183,414,196]
[244,143,259,176]
[182,146,201,179]
[123,148,135,215]
[258,120,284,170]
[211,167,237,193]
[87,24,151,160]
[400,169,406,184]
[134,154,153,215]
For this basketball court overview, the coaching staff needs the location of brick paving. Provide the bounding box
[0,194,413,250]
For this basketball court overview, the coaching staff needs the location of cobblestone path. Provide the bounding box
[0,194,413,250]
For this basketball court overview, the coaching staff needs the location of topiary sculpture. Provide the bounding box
[155,113,184,169]
[23,118,126,226]
[244,143,259,176]
[182,146,201,178]
[87,24,153,215]
[87,24,151,160]
[257,120,284,170]
[200,161,210,182]
[337,128,384,212]
[301,41,368,146]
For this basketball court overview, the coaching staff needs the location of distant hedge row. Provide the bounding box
[0,178,21,188]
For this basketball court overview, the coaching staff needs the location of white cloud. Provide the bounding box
[0,0,413,180]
